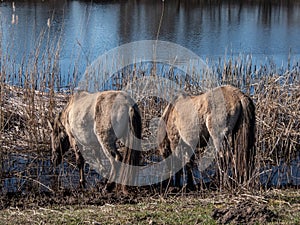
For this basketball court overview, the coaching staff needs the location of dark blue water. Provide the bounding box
[1,0,300,88]
[2,153,299,193]
[1,1,300,192]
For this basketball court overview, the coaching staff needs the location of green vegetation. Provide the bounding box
[0,190,299,224]
[0,198,214,225]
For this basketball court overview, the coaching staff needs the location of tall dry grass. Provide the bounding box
[219,58,300,188]
[0,19,299,193]
[0,20,70,192]
[1,56,300,193]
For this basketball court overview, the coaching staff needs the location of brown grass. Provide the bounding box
[0,51,300,193]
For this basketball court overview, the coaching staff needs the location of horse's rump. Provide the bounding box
[52,90,142,189]
[158,85,256,187]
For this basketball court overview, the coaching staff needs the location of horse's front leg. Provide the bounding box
[179,144,196,191]
[75,146,85,188]
[186,155,196,191]
[69,136,86,188]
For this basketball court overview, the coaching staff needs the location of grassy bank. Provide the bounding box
[0,189,299,224]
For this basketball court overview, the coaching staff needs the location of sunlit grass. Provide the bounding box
[0,191,299,224]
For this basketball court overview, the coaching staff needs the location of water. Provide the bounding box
[1,0,300,192]
[1,153,103,193]
[1,0,300,87]
[2,152,299,193]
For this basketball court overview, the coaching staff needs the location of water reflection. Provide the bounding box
[0,0,300,81]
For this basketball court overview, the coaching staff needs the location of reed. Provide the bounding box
[0,23,299,193]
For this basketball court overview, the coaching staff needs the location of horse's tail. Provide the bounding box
[127,103,142,166]
[157,102,174,158]
[120,103,142,187]
[235,94,256,183]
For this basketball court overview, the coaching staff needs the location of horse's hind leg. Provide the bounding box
[206,116,227,188]
[98,136,125,193]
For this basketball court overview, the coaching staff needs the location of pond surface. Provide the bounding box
[1,1,300,192]
[1,0,300,86]
[1,152,299,193]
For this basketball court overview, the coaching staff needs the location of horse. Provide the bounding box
[48,90,142,193]
[157,85,256,189]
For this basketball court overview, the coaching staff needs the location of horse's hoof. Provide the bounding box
[79,182,86,189]
[104,183,115,193]
[186,185,196,192]
[101,188,108,195]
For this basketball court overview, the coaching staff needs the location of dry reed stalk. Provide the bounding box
[254,72,300,161]
[1,84,68,152]
[1,49,299,193]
